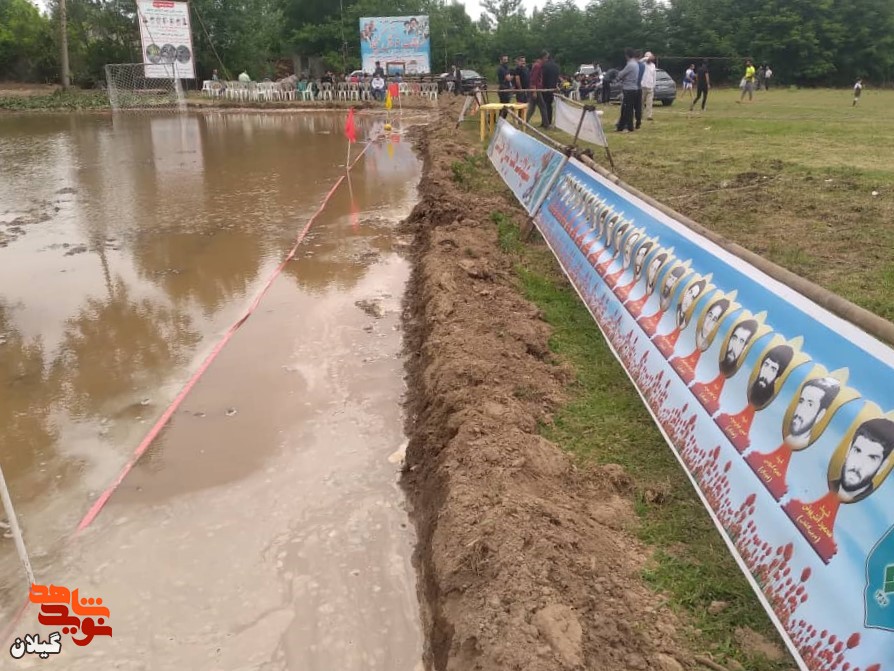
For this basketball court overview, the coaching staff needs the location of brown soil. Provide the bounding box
[401,103,690,670]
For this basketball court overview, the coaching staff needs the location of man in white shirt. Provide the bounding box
[640,52,657,121]
[371,74,385,101]
[238,71,251,83]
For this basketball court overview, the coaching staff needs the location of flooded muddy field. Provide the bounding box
[0,111,425,668]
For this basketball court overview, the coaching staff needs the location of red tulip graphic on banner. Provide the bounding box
[714,335,810,452]
[784,404,894,564]
[746,366,860,500]
[690,310,770,417]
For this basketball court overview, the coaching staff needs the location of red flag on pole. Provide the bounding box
[344,107,357,144]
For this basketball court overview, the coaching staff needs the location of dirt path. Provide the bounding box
[400,106,690,670]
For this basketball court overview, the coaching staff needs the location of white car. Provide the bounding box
[576,64,596,77]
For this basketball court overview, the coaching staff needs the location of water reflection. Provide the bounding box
[0,111,421,620]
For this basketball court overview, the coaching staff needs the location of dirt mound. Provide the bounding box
[402,102,689,670]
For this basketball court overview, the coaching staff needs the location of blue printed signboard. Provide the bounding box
[359,16,431,76]
[488,118,894,671]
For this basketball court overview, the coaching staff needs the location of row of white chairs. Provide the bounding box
[200,80,439,103]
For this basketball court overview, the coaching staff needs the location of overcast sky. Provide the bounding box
[29,0,590,20]
[461,0,590,20]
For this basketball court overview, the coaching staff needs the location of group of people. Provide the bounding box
[495,52,562,129]
[614,48,659,133]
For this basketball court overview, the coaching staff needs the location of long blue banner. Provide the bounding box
[488,118,894,671]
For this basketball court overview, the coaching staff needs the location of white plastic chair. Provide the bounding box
[320,83,334,101]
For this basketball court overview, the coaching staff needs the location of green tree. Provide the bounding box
[0,0,56,80]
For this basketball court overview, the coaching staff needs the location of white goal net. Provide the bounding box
[105,63,187,113]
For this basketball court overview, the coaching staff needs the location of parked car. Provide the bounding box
[607,68,677,106]
[575,64,597,77]
[437,69,487,94]
[653,69,677,105]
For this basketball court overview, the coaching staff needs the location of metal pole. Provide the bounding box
[0,464,35,588]
[59,0,71,90]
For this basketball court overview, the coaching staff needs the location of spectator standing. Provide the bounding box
[497,55,513,104]
[238,70,251,83]
[853,78,863,106]
[764,65,773,90]
[738,59,756,102]
[527,56,547,127]
[514,56,530,104]
[641,51,657,121]
[615,48,639,133]
[452,64,462,95]
[601,69,616,104]
[634,50,645,129]
[757,63,766,90]
[689,59,710,111]
[373,61,385,78]
[683,63,695,99]
[541,51,561,128]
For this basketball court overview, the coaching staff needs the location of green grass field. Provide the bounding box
[542,87,894,322]
[454,88,894,670]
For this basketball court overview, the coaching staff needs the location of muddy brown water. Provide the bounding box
[0,111,424,668]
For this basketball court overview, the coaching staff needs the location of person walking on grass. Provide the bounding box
[690,59,710,112]
[641,51,657,121]
[853,78,863,106]
[497,55,513,104]
[634,50,646,129]
[527,55,547,126]
[514,56,530,104]
[764,65,773,90]
[738,59,756,102]
[615,47,640,133]
[541,51,561,128]
[683,63,695,99]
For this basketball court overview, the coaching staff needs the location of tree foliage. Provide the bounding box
[1,0,892,86]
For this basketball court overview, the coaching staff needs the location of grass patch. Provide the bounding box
[450,152,488,190]
[531,88,894,323]
[0,90,110,111]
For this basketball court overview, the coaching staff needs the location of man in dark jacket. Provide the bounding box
[540,51,560,128]
[497,55,513,103]
[514,56,529,104]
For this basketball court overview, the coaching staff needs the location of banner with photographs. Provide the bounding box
[486,120,564,215]
[487,116,894,671]
[136,0,195,79]
[359,16,431,76]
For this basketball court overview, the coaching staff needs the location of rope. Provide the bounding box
[191,4,230,80]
